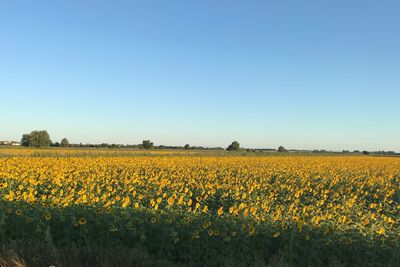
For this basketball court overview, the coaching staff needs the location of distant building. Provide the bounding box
[0,140,20,146]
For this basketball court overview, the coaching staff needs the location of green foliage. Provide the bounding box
[60,138,69,147]
[53,142,60,147]
[0,202,398,267]
[226,141,240,151]
[21,130,52,147]
[20,134,30,147]
[278,146,288,153]
[142,140,154,149]
[184,144,190,150]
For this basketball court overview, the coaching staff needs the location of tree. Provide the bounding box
[278,146,287,153]
[25,130,52,147]
[363,150,370,155]
[20,134,30,147]
[184,144,190,150]
[142,140,154,149]
[60,138,69,147]
[226,141,240,151]
[53,142,60,147]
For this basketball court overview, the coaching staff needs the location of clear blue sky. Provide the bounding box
[0,1,399,151]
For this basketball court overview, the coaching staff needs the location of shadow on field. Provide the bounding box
[0,201,399,267]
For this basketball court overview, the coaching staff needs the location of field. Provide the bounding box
[0,148,399,266]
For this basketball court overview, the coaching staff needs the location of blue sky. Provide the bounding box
[0,1,399,151]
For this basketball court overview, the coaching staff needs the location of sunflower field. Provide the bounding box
[0,149,399,266]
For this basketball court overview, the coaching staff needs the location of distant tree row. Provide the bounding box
[16,130,397,154]
[18,132,288,153]
[18,131,225,150]
[225,141,289,153]
[53,138,70,147]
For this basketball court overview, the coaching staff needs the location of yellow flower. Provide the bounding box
[203,221,211,229]
[44,212,51,220]
[376,227,385,236]
[79,217,87,225]
[243,209,249,217]
[121,196,130,208]
[361,218,370,226]
[248,225,256,236]
[208,229,213,236]
[202,205,208,213]
[167,196,175,205]
[217,207,224,216]
[1,150,398,254]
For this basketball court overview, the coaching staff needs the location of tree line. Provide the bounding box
[16,130,398,155]
[18,130,225,150]
[18,131,278,152]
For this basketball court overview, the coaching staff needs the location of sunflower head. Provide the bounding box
[79,217,87,225]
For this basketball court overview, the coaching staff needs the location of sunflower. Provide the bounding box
[79,217,87,225]
[44,212,51,221]
[376,227,385,236]
[248,225,256,236]
[167,196,175,205]
[217,207,224,216]
[203,221,211,229]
